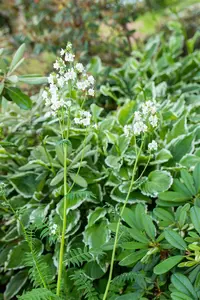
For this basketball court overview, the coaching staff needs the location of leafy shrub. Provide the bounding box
[0,24,200,300]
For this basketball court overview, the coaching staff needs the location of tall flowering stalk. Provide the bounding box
[42,42,95,296]
[103,101,158,300]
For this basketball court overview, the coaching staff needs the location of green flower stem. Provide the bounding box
[43,140,56,175]
[67,130,88,195]
[56,109,70,296]
[103,138,145,300]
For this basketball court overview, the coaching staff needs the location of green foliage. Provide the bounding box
[0,45,47,110]
[18,288,60,300]
[1,23,200,300]
[70,270,99,300]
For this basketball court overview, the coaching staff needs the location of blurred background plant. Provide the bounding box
[1,0,200,68]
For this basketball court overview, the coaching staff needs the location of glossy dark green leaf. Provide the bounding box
[164,229,187,250]
[171,273,198,299]
[154,255,184,275]
[6,87,32,110]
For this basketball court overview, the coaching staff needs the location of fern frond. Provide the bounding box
[24,251,55,288]
[18,288,60,300]
[112,271,136,285]
[70,270,99,300]
[65,248,93,267]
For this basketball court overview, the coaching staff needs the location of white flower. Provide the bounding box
[53,60,60,70]
[88,88,95,96]
[150,105,157,115]
[64,68,76,81]
[42,90,48,100]
[49,84,58,95]
[77,80,89,91]
[87,75,95,85]
[60,48,65,56]
[134,111,141,121]
[133,121,147,135]
[48,74,55,84]
[82,117,90,126]
[149,115,158,128]
[74,117,81,124]
[45,97,51,106]
[74,111,91,126]
[141,103,149,116]
[141,101,157,116]
[148,140,158,151]
[81,111,91,118]
[65,53,75,62]
[50,223,58,235]
[57,76,65,88]
[124,125,131,137]
[75,63,84,73]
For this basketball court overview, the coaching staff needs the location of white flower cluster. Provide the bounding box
[124,101,158,137]
[74,111,91,126]
[148,140,158,152]
[42,42,95,117]
[50,223,58,235]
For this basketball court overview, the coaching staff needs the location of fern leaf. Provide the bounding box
[18,288,60,300]
[112,271,136,285]
[23,249,54,288]
[65,248,93,267]
[70,270,99,300]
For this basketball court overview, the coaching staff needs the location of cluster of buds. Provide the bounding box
[42,42,95,119]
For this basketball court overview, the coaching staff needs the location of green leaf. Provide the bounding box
[7,240,42,269]
[140,170,172,197]
[119,249,148,266]
[69,173,88,188]
[9,43,26,73]
[4,270,28,300]
[121,241,148,250]
[18,75,47,85]
[127,227,149,244]
[164,229,187,250]
[0,82,4,95]
[159,191,190,203]
[171,292,193,300]
[50,171,64,186]
[87,207,107,227]
[9,172,42,198]
[151,149,172,165]
[90,103,103,121]
[180,170,196,196]
[105,155,121,169]
[180,154,200,169]
[171,273,198,299]
[193,163,200,193]
[117,101,135,126]
[167,115,187,143]
[83,220,110,249]
[135,204,156,240]
[154,255,184,275]
[6,87,32,110]
[84,261,105,279]
[168,133,194,162]
[190,206,200,234]
[153,208,174,223]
